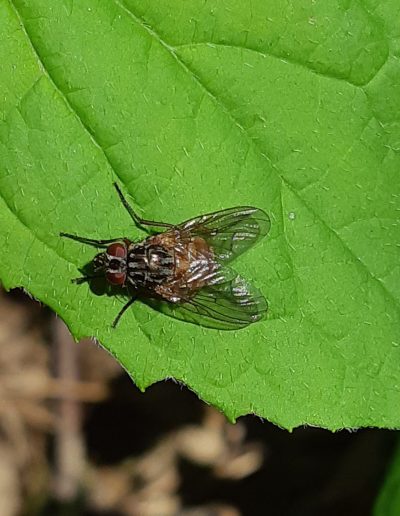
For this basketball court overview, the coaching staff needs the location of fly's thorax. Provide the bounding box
[174,236,215,278]
[126,242,175,287]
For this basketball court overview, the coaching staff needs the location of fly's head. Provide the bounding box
[94,242,128,286]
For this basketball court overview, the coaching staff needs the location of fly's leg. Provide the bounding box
[60,232,126,247]
[113,183,173,230]
[112,296,136,328]
[71,275,105,284]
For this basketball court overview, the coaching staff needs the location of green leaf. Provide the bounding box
[1,0,400,429]
[374,440,400,516]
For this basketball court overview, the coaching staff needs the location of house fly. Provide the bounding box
[60,183,270,330]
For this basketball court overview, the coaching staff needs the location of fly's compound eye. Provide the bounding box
[105,242,127,286]
[106,271,126,285]
[106,242,127,259]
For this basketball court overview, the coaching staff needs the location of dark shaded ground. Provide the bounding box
[0,288,396,516]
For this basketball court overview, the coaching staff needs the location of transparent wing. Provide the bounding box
[151,268,268,330]
[178,206,271,263]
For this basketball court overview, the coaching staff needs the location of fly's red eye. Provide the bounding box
[107,242,127,259]
[106,271,126,285]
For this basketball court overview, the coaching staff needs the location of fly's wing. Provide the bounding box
[178,206,271,263]
[150,268,268,330]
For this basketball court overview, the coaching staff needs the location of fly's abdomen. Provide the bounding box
[127,243,174,288]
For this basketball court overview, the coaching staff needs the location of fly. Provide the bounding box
[60,183,271,330]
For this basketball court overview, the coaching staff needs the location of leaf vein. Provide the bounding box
[117,1,400,314]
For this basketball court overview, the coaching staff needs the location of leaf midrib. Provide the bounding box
[116,0,399,314]
[10,0,399,317]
